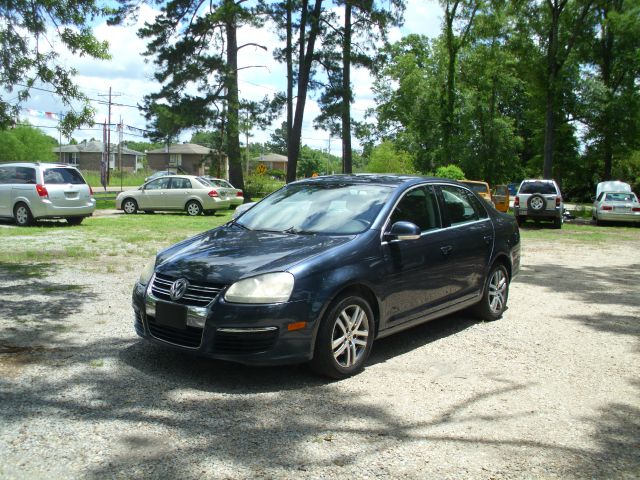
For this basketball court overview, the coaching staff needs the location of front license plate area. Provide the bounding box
[155,301,187,330]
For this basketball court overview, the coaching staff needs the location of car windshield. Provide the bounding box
[237,183,393,234]
[519,182,557,194]
[43,168,86,185]
[605,193,635,202]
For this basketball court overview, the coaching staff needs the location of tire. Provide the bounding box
[553,216,562,229]
[527,194,545,212]
[14,203,34,227]
[143,210,155,214]
[515,214,522,227]
[473,263,509,321]
[310,294,374,379]
[186,200,203,216]
[66,217,84,226]
[122,198,138,214]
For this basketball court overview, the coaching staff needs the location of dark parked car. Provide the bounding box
[132,175,520,378]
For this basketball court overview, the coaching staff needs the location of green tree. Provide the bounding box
[0,125,57,161]
[130,0,272,192]
[0,1,111,135]
[366,141,415,173]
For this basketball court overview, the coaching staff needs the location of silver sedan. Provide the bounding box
[593,191,640,225]
[116,175,230,216]
[199,176,244,208]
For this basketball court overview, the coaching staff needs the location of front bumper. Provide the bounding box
[131,282,317,365]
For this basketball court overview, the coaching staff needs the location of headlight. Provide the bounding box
[138,259,156,286]
[224,272,294,304]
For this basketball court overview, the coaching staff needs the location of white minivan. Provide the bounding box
[0,162,96,226]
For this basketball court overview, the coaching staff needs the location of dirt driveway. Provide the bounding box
[0,224,638,479]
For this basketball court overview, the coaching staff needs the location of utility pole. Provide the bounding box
[118,117,123,191]
[327,136,331,175]
[97,87,122,185]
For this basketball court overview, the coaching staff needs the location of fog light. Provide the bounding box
[287,321,307,331]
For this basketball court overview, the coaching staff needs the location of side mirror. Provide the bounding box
[384,221,421,241]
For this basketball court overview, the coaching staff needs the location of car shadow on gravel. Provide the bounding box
[515,263,640,310]
[368,312,478,366]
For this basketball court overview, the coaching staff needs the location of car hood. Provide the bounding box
[155,224,354,285]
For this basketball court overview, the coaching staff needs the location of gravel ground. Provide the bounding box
[0,224,639,479]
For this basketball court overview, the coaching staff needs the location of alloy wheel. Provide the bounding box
[530,196,544,210]
[331,304,370,368]
[488,268,507,314]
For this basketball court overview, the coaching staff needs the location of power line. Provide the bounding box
[15,83,141,109]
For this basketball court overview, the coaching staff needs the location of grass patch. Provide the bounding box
[519,222,638,243]
[83,170,150,188]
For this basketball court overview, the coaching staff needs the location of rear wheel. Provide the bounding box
[186,200,203,216]
[553,216,562,229]
[66,217,84,226]
[14,203,34,227]
[122,198,138,214]
[310,295,374,379]
[473,263,509,321]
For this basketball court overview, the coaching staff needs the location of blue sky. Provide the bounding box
[21,0,442,155]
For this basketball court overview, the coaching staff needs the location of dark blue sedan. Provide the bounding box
[132,175,520,378]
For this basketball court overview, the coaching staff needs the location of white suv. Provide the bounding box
[514,179,564,229]
[0,162,96,226]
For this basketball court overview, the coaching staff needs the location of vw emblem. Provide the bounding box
[169,278,189,301]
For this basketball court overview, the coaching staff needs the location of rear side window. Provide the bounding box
[43,168,85,185]
[519,182,557,195]
[440,185,479,226]
[170,178,192,189]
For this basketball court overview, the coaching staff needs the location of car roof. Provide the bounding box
[291,174,453,188]
[0,162,75,168]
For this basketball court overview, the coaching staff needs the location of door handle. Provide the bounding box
[440,245,453,256]
[484,235,493,244]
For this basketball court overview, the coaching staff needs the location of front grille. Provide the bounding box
[214,328,279,354]
[151,273,224,307]
[147,317,203,348]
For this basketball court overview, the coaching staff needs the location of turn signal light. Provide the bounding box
[208,189,219,197]
[89,185,94,196]
[556,197,561,206]
[514,197,519,207]
[602,205,613,211]
[633,207,640,212]
[236,190,243,197]
[35,184,48,198]
[287,321,307,331]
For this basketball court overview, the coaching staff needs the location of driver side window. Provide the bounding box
[389,186,441,232]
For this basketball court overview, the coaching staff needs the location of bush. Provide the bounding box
[243,174,284,199]
[433,164,466,180]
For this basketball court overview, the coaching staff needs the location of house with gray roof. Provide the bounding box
[53,140,144,172]
[250,153,288,173]
[147,143,227,177]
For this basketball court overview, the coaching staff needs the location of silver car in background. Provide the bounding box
[115,175,230,216]
[592,191,640,225]
[199,176,244,208]
[0,162,95,226]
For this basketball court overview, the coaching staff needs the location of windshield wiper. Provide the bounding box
[282,226,314,235]
[230,220,250,230]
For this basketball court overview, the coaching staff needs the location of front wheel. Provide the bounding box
[186,200,203,216]
[122,199,138,214]
[473,263,509,321]
[310,295,374,379]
